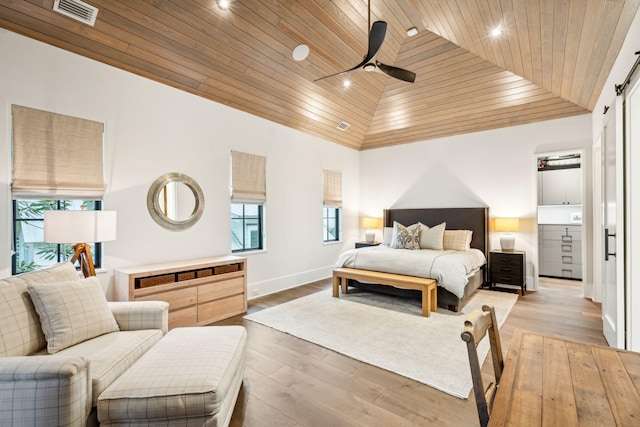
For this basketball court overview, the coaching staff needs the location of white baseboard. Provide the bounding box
[247,266,333,299]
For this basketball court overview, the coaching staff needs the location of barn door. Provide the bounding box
[601,95,625,349]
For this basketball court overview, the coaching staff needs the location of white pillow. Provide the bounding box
[443,229,473,251]
[382,227,393,246]
[419,222,446,250]
[27,276,120,353]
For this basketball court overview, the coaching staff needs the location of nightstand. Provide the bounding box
[355,241,381,249]
[489,250,526,296]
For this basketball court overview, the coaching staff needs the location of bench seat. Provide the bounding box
[332,267,437,317]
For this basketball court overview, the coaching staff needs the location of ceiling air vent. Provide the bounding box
[336,121,350,131]
[53,0,99,26]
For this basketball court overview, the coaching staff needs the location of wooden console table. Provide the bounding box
[115,256,247,329]
[489,329,640,426]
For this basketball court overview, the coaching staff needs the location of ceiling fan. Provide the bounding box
[314,0,416,83]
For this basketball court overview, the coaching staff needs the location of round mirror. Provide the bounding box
[147,173,204,231]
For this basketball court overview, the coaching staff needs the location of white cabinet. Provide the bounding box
[539,168,582,205]
[538,225,582,279]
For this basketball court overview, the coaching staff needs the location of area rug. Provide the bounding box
[244,289,517,399]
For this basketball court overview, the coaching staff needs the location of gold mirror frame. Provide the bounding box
[147,172,204,231]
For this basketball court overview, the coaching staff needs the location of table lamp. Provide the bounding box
[361,217,383,243]
[44,210,117,277]
[494,217,519,251]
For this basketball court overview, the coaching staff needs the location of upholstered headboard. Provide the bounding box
[383,207,489,256]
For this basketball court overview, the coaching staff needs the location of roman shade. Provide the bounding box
[11,105,105,199]
[323,170,342,207]
[231,150,266,204]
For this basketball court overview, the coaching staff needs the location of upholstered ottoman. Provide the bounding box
[97,326,247,427]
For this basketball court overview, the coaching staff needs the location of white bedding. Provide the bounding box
[335,245,486,298]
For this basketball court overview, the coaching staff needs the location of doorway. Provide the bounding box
[536,151,585,290]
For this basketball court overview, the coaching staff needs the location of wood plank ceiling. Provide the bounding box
[0,0,638,150]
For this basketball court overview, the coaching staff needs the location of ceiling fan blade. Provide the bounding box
[314,21,387,82]
[362,21,387,65]
[375,61,416,83]
[341,21,388,73]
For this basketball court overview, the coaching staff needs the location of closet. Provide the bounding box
[537,154,583,281]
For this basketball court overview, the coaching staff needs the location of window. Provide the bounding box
[322,170,342,242]
[323,207,341,242]
[12,200,103,274]
[230,151,266,253]
[231,203,263,252]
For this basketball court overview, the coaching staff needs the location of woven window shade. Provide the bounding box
[231,150,266,203]
[323,170,342,207]
[11,105,105,199]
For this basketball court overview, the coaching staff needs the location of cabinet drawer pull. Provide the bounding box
[562,256,573,264]
[561,244,572,252]
[562,269,572,276]
[500,267,513,273]
[562,235,573,243]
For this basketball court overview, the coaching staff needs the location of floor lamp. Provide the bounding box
[44,210,117,277]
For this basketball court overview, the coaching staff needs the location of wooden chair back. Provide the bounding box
[460,305,504,427]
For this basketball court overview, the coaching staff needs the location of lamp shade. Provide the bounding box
[44,210,117,244]
[361,217,383,229]
[494,217,520,233]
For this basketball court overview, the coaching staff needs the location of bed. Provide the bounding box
[336,207,489,312]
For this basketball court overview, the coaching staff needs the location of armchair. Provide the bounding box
[1,262,168,426]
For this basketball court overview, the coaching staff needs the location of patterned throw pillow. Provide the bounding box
[27,276,120,353]
[393,223,422,250]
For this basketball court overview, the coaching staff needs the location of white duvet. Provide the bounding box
[335,245,486,298]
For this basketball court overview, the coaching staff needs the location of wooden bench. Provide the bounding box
[332,268,437,317]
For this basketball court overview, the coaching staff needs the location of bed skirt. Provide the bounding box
[347,267,485,312]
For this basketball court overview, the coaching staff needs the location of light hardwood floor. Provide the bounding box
[216,278,606,426]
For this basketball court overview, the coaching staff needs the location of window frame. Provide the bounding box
[323,206,341,242]
[231,203,264,253]
[11,199,104,275]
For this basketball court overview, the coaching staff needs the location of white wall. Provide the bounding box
[359,115,593,290]
[0,29,359,299]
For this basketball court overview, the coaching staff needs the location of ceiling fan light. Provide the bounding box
[406,27,418,37]
[363,63,376,72]
[217,0,230,10]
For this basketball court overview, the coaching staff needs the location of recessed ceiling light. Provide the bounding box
[292,44,310,61]
[491,26,503,38]
[406,27,418,37]
[343,80,351,88]
[218,0,230,10]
